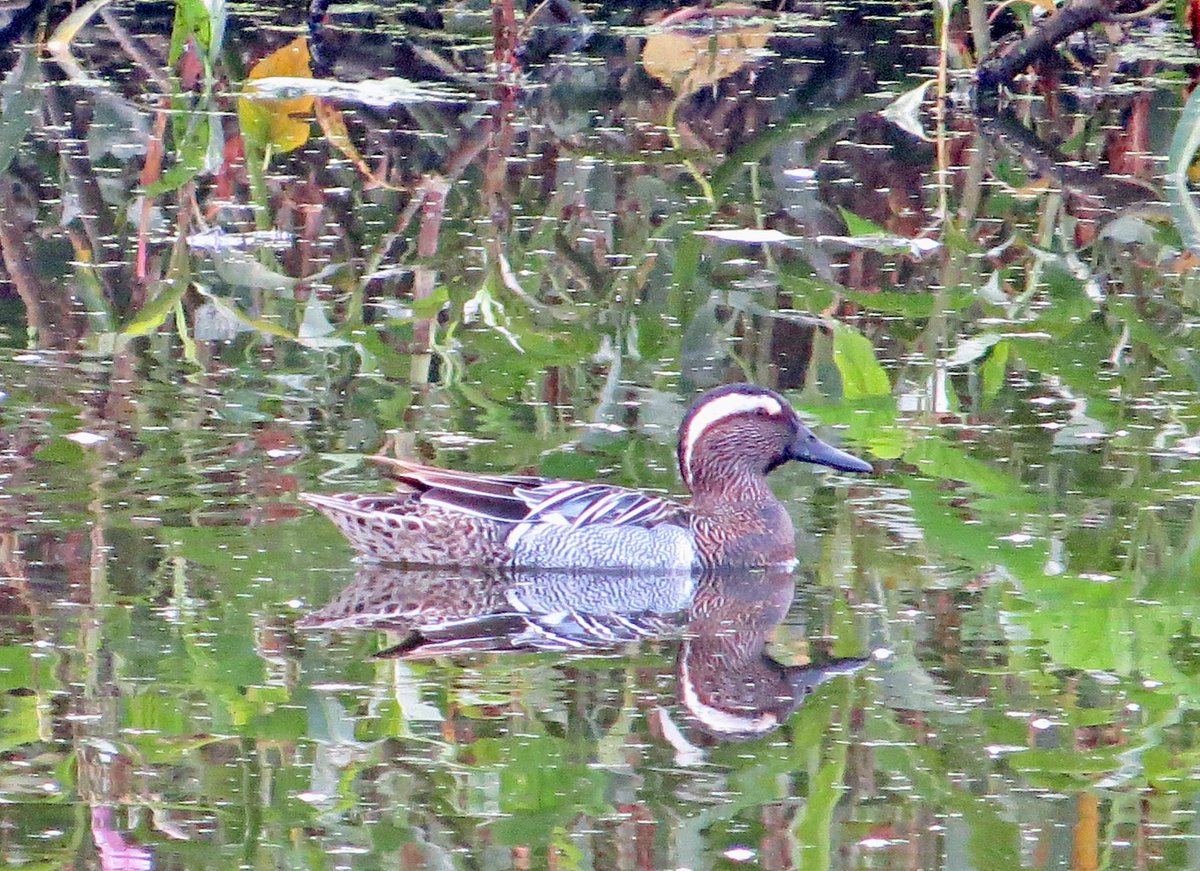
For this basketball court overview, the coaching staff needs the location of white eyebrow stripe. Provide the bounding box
[681,393,783,482]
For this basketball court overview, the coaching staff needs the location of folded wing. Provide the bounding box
[372,456,682,528]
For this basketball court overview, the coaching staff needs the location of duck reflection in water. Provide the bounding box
[300,563,871,741]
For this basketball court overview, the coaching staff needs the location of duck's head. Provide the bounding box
[677,383,872,490]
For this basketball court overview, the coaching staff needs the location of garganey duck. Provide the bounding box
[301,383,872,569]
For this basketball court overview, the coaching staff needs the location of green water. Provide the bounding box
[2,0,1200,868]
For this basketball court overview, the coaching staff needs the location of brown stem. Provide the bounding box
[98,8,171,93]
[975,0,1149,90]
[976,108,1156,209]
[136,101,170,285]
[0,175,85,349]
[411,177,449,382]
[42,84,122,309]
[492,0,519,79]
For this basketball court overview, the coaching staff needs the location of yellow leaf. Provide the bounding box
[237,37,314,153]
[642,6,772,97]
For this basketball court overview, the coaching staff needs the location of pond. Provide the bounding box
[2,0,1200,867]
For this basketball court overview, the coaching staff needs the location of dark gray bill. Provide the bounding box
[790,432,873,473]
[788,657,871,696]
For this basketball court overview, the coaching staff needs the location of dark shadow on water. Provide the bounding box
[301,563,871,741]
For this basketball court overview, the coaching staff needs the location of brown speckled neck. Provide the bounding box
[688,463,781,510]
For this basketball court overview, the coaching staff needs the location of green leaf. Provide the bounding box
[780,270,837,313]
[845,289,975,317]
[175,300,200,368]
[345,327,410,379]
[1008,747,1125,776]
[980,339,1009,398]
[0,693,41,754]
[145,150,206,196]
[672,233,703,302]
[838,207,888,237]
[145,112,210,196]
[906,437,1035,503]
[412,286,449,319]
[0,645,36,692]
[794,753,846,870]
[168,0,212,65]
[121,281,188,337]
[832,324,891,398]
[33,438,85,465]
